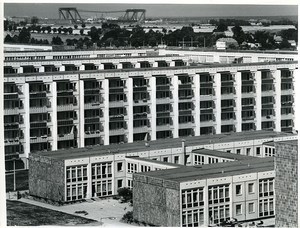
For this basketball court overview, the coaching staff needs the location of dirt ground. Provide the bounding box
[6,200,99,226]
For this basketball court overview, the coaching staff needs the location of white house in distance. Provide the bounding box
[216,38,239,50]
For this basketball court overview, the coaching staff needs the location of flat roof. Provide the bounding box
[275,140,298,146]
[192,148,251,161]
[263,141,275,147]
[4,60,297,78]
[136,157,274,183]
[125,156,183,168]
[33,130,296,161]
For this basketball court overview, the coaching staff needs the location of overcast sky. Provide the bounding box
[4,3,298,18]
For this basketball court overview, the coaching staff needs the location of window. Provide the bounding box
[174,156,179,164]
[182,188,204,209]
[127,163,138,173]
[117,179,123,188]
[256,147,261,156]
[208,185,230,204]
[226,150,231,153]
[248,202,255,213]
[248,183,254,194]
[259,179,274,197]
[236,149,241,155]
[236,204,242,215]
[246,148,251,156]
[117,162,123,172]
[163,157,169,163]
[236,185,242,195]
[259,199,274,217]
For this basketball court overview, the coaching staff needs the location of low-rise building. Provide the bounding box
[28,130,296,203]
[216,38,239,50]
[133,157,275,227]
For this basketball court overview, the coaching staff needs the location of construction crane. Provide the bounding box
[58,7,146,24]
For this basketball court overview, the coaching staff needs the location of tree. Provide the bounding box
[52,28,57,33]
[121,211,133,224]
[90,26,99,42]
[58,27,62,34]
[18,28,31,43]
[74,24,78,29]
[4,34,14,43]
[31,16,39,25]
[80,29,84,35]
[117,187,132,203]
[68,27,73,35]
[231,25,245,45]
[214,23,228,32]
[46,26,52,34]
[81,23,86,28]
[52,36,63,45]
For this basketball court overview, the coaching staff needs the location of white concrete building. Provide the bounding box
[4,48,297,168]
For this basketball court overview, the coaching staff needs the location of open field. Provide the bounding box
[6,200,98,226]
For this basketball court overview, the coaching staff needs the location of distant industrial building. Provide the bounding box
[28,130,296,203]
[4,48,297,170]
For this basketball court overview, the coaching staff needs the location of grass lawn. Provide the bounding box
[6,200,98,226]
[6,170,28,192]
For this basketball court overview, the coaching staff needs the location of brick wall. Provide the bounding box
[275,141,298,227]
[133,173,181,226]
[29,154,65,202]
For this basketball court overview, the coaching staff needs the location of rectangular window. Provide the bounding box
[163,157,169,163]
[117,162,123,171]
[246,148,251,156]
[117,179,123,188]
[248,183,254,194]
[236,149,241,154]
[248,202,255,213]
[256,147,261,156]
[174,156,179,164]
[236,204,242,215]
[236,184,242,195]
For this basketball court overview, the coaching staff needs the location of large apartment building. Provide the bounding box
[4,48,297,168]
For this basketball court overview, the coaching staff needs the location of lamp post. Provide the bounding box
[12,152,19,192]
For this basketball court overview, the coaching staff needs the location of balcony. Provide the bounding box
[179,122,194,129]
[30,135,52,143]
[58,133,75,141]
[156,97,172,104]
[281,89,294,96]
[85,131,101,138]
[84,102,103,110]
[156,124,173,131]
[281,113,294,120]
[30,106,51,113]
[4,108,20,115]
[4,137,20,145]
[133,126,149,134]
[109,128,126,136]
[109,100,128,108]
[57,104,78,111]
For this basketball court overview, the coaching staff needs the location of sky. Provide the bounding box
[4,3,298,19]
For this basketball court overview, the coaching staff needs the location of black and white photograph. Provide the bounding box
[1,1,298,227]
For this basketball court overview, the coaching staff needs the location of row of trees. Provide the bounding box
[4,23,297,50]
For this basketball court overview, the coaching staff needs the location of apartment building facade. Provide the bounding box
[4,49,297,168]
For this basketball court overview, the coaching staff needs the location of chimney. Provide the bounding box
[182,139,186,166]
